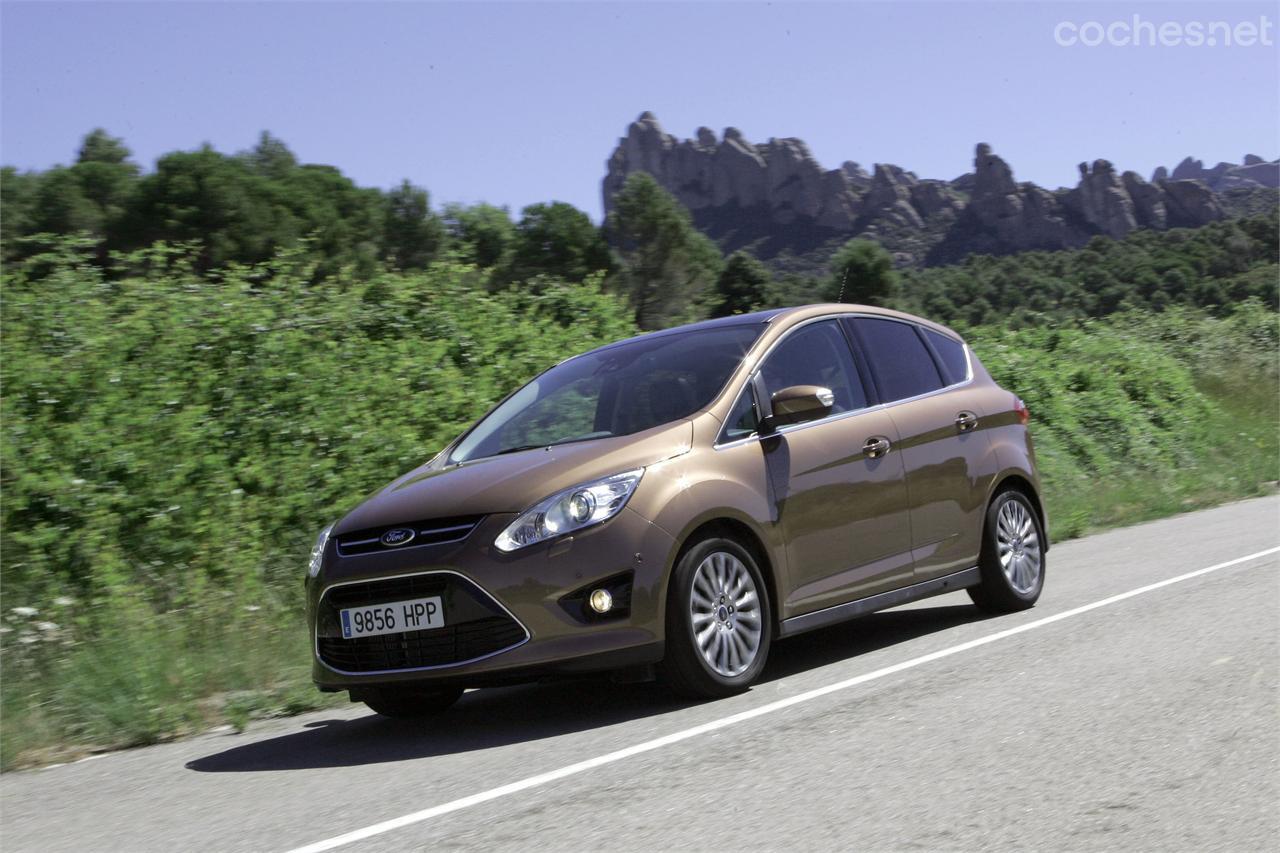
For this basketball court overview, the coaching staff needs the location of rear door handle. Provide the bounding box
[955,411,979,432]
[863,436,891,458]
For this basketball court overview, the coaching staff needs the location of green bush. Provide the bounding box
[967,301,1278,537]
[0,241,636,766]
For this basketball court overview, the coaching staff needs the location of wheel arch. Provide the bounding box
[669,515,782,630]
[988,472,1050,551]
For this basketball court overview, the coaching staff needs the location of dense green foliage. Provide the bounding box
[690,213,1280,327]
[0,244,635,765]
[967,302,1278,537]
[5,130,384,274]
[2,131,618,292]
[383,179,447,270]
[897,214,1279,325]
[503,202,615,287]
[1,245,633,607]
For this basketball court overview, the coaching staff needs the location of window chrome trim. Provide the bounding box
[314,569,531,676]
[712,311,974,451]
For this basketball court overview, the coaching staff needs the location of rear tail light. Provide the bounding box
[1014,397,1030,426]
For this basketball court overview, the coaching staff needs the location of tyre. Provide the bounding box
[660,535,773,699]
[968,490,1045,613]
[360,686,464,719]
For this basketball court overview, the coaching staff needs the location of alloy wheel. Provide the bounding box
[689,551,764,677]
[996,498,1042,595]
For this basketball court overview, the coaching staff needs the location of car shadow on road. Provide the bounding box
[186,602,991,773]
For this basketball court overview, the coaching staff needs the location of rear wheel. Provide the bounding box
[660,536,772,699]
[968,490,1045,613]
[360,686,464,719]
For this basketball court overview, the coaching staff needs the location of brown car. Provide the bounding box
[307,304,1047,716]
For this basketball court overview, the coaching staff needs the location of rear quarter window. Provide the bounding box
[924,329,970,385]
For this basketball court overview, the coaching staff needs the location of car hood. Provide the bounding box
[333,420,695,535]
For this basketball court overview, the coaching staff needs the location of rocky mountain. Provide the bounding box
[603,112,1278,269]
[1153,155,1280,191]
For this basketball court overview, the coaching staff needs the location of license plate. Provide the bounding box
[340,596,444,639]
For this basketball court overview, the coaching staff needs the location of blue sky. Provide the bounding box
[2,1,1276,220]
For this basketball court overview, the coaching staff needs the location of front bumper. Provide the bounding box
[307,507,675,691]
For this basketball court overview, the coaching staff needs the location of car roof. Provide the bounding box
[578,308,787,357]
[581,304,962,358]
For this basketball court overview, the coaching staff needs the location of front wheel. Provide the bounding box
[360,686,464,719]
[660,536,773,699]
[968,490,1045,613]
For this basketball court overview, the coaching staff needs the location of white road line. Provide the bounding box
[285,546,1279,853]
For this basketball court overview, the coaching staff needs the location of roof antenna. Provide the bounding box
[837,268,849,304]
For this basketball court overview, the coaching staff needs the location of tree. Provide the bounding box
[117,145,383,274]
[605,173,722,329]
[275,165,384,278]
[1,168,41,260]
[443,203,515,269]
[774,272,825,307]
[28,168,103,237]
[709,251,777,317]
[71,130,139,242]
[506,202,614,286]
[76,128,132,166]
[382,180,445,270]
[119,146,280,269]
[241,131,298,180]
[826,239,898,305]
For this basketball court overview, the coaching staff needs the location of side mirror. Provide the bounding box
[763,385,835,431]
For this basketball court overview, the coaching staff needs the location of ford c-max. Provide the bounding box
[306,304,1047,716]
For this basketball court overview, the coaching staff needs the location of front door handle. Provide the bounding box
[863,436,891,458]
[955,411,979,432]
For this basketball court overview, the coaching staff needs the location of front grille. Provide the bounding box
[315,571,528,673]
[335,515,483,557]
[317,616,527,673]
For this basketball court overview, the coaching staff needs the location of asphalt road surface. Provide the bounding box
[4,496,1278,853]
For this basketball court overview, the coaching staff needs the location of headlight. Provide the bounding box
[308,522,334,577]
[494,469,643,552]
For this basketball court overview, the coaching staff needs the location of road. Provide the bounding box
[3,496,1278,852]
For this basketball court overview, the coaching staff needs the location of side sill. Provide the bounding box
[778,566,981,639]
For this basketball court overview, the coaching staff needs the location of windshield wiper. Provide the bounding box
[492,434,615,458]
[494,444,543,456]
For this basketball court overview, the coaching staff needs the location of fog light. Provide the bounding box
[588,588,613,614]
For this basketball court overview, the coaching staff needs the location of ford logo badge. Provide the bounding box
[380,528,416,547]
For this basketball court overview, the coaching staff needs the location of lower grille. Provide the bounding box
[315,571,528,674]
[318,616,527,673]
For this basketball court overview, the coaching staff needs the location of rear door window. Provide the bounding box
[758,320,867,415]
[847,317,944,403]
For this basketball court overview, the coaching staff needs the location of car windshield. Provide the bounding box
[449,324,764,464]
